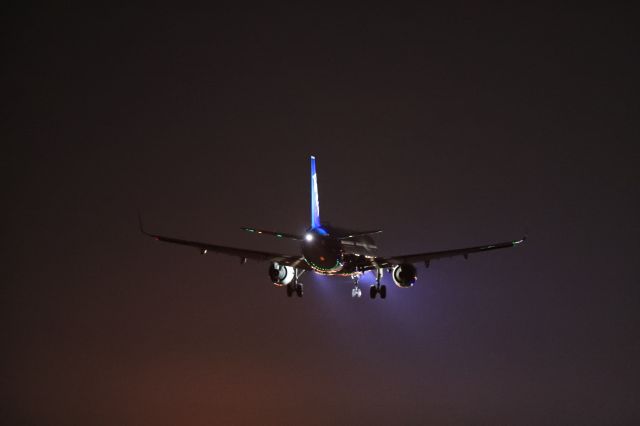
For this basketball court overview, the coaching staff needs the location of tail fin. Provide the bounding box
[310,155,321,228]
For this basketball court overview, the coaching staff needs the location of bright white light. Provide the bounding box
[305,233,314,242]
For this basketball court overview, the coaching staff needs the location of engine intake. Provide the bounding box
[392,263,417,288]
[268,262,295,287]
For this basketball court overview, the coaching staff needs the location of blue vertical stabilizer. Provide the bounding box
[310,156,321,229]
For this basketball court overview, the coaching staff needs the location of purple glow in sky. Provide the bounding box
[4,3,639,425]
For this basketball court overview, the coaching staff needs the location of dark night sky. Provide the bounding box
[3,4,639,425]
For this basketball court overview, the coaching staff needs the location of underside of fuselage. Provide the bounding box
[301,227,343,273]
[301,226,378,275]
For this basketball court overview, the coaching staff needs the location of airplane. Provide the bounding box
[140,156,526,299]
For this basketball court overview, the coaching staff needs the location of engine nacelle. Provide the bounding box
[268,262,295,287]
[392,263,417,288]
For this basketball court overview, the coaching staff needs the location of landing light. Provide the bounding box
[305,233,314,242]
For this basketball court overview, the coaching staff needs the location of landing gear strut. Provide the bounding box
[351,274,362,298]
[370,268,387,299]
[286,269,304,298]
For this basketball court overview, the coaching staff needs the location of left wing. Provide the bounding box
[139,216,309,269]
[364,237,526,270]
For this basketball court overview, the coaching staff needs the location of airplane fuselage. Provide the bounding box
[301,227,345,274]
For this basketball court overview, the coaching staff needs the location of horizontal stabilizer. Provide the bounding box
[341,239,378,251]
[336,230,383,240]
[241,227,303,241]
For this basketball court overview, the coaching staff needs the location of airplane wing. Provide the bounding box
[363,237,526,270]
[139,216,310,269]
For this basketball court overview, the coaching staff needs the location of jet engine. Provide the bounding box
[392,263,417,288]
[268,262,295,287]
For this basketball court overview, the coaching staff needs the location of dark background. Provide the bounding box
[3,4,639,425]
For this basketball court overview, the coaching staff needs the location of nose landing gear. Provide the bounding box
[351,274,362,298]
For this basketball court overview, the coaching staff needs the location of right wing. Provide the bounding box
[356,236,526,271]
[139,216,309,269]
[381,237,527,267]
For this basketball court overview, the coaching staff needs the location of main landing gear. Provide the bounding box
[286,269,304,298]
[286,283,303,297]
[370,268,386,299]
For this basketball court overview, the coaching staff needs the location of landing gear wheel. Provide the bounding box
[370,285,378,299]
[351,287,362,298]
[372,268,386,300]
[285,268,305,299]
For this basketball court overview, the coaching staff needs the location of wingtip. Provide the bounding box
[137,210,151,236]
[513,235,527,245]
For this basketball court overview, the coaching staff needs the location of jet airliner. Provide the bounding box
[140,156,525,299]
